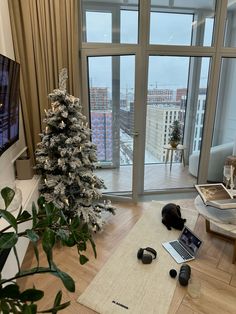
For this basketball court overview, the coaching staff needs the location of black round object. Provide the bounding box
[169,269,177,278]
[178,264,191,286]
[142,254,152,264]
[137,248,143,259]
[137,247,157,264]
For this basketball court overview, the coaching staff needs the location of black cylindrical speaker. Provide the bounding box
[178,264,191,286]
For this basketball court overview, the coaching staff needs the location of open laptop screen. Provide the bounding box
[179,227,202,256]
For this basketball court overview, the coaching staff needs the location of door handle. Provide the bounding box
[132,132,139,136]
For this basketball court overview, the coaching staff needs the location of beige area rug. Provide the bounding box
[78,200,198,314]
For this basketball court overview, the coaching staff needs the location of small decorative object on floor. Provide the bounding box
[178,264,191,286]
[161,203,186,230]
[169,269,177,278]
[35,69,116,231]
[137,247,157,264]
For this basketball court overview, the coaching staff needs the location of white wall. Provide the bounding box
[0,0,26,188]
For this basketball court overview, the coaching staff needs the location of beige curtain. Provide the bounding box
[8,0,81,164]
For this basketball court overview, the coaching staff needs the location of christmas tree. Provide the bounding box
[35,69,115,231]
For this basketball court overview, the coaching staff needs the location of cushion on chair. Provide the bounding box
[189,142,234,182]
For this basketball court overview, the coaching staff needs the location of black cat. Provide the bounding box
[161,203,186,230]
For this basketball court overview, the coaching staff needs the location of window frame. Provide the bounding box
[80,0,234,198]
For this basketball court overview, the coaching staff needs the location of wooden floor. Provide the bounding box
[96,163,196,193]
[19,200,236,314]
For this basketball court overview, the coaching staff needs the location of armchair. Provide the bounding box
[189,142,234,182]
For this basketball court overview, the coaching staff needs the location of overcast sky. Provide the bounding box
[87,11,212,91]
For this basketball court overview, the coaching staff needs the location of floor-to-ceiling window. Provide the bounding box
[80,0,236,198]
[87,55,135,193]
[144,56,211,190]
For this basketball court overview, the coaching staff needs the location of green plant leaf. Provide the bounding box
[37,195,46,209]
[13,246,20,274]
[53,290,62,308]
[44,202,56,226]
[42,228,55,264]
[26,229,39,243]
[0,284,20,298]
[44,202,55,216]
[56,229,68,242]
[17,210,31,222]
[64,235,76,247]
[15,266,51,278]
[0,210,17,231]
[79,254,89,265]
[0,300,10,313]
[22,304,31,314]
[32,202,37,228]
[71,216,81,230]
[16,204,23,220]
[89,236,97,258]
[26,229,40,264]
[35,219,50,229]
[32,242,40,266]
[22,303,37,314]
[20,288,44,302]
[73,228,84,242]
[77,241,86,251]
[0,232,18,249]
[1,187,15,209]
[51,267,75,292]
[59,215,67,225]
[81,223,89,234]
[29,304,37,314]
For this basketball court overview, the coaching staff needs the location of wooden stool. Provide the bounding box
[163,144,185,171]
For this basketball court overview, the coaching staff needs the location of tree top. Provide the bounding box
[59,68,68,91]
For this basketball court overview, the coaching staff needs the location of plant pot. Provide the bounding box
[169,141,179,148]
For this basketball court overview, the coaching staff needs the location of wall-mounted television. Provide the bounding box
[0,54,20,156]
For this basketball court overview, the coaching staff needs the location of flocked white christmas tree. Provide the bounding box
[35,69,115,231]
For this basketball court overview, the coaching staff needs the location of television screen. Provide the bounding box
[0,54,20,156]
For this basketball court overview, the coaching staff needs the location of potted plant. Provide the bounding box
[169,120,182,148]
[0,186,96,313]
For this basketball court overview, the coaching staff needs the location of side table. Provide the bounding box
[163,144,185,171]
[195,195,236,263]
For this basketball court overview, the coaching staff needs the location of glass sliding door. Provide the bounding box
[87,55,135,193]
[144,56,211,191]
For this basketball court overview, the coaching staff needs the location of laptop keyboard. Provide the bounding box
[169,241,192,260]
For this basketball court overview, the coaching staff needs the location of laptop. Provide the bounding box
[162,226,203,264]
